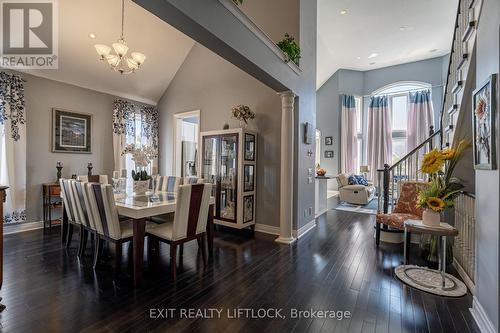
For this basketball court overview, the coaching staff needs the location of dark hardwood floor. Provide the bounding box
[0,210,478,333]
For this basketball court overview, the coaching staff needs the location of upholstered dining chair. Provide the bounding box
[86,183,152,269]
[155,176,181,192]
[147,183,212,280]
[77,175,109,184]
[60,179,82,249]
[71,181,96,258]
[375,182,429,257]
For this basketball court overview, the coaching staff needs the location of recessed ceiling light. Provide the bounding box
[368,53,378,59]
[429,48,438,53]
[356,56,361,60]
[340,9,348,15]
[89,32,96,39]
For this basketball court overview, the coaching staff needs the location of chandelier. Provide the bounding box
[94,0,146,74]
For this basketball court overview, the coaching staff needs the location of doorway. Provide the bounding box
[173,110,200,177]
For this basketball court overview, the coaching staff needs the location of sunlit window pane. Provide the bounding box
[392,95,407,131]
[392,138,407,164]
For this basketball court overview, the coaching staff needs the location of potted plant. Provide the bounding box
[122,144,156,195]
[231,104,255,129]
[417,140,470,265]
[277,33,301,66]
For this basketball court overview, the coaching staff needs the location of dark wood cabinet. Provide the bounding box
[42,183,62,230]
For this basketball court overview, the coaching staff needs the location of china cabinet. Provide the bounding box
[200,129,256,229]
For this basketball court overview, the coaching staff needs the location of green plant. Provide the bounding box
[131,170,151,181]
[277,33,301,66]
[232,0,243,5]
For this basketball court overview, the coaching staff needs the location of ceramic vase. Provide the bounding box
[422,208,441,227]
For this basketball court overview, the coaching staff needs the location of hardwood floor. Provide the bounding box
[0,210,478,333]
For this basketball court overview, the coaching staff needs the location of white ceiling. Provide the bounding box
[22,0,195,105]
[317,0,458,89]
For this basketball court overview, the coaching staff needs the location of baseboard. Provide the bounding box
[453,258,476,295]
[293,219,316,239]
[4,221,44,235]
[470,296,496,333]
[254,223,280,236]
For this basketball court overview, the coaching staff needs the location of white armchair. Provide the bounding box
[336,173,375,205]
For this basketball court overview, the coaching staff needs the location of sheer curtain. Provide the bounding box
[340,94,358,173]
[367,95,392,180]
[407,90,434,151]
[112,99,159,176]
[0,72,26,224]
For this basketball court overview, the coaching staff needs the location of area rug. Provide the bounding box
[334,197,378,215]
[395,265,467,297]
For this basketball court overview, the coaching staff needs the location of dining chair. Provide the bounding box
[71,181,97,258]
[86,183,152,269]
[60,179,82,249]
[147,183,212,280]
[155,176,181,192]
[77,175,109,184]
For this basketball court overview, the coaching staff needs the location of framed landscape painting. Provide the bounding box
[472,74,497,169]
[52,108,92,153]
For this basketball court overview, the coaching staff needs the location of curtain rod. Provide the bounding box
[340,84,444,98]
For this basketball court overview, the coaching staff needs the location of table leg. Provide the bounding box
[61,204,68,244]
[441,235,446,288]
[206,204,214,256]
[133,218,146,288]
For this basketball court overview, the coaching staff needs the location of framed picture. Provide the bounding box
[243,195,254,223]
[472,74,497,169]
[304,122,314,144]
[52,108,92,153]
[324,150,334,158]
[244,133,255,161]
[325,136,333,145]
[244,164,254,191]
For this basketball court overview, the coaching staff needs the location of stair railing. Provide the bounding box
[377,126,442,214]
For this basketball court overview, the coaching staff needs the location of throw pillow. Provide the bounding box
[347,175,358,185]
[354,175,368,186]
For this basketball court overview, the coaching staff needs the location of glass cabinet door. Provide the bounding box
[219,134,238,222]
[202,136,218,189]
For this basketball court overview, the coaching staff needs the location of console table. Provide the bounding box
[0,186,7,311]
[42,183,62,230]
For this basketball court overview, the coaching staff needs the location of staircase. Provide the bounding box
[376,0,481,292]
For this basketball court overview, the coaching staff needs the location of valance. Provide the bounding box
[0,72,25,141]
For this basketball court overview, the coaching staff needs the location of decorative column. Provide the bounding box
[276,91,296,244]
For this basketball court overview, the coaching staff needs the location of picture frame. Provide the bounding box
[472,74,497,169]
[52,108,92,153]
[304,122,314,144]
[243,195,254,223]
[244,133,255,161]
[244,164,254,191]
[324,150,334,158]
[325,136,333,145]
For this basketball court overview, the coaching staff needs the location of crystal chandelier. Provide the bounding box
[94,0,146,74]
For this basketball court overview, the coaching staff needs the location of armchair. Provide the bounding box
[336,173,375,205]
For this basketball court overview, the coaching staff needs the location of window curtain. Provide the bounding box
[340,94,358,174]
[367,95,392,180]
[407,90,434,152]
[112,99,159,174]
[0,72,26,224]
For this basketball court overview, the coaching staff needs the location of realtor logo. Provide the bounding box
[0,0,58,69]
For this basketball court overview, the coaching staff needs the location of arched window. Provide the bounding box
[372,81,432,163]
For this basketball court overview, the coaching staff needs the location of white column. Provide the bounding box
[276,91,296,244]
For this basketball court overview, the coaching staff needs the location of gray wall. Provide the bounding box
[316,56,447,189]
[473,0,500,329]
[5,71,150,223]
[157,43,282,228]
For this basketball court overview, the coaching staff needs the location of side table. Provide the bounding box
[42,183,62,230]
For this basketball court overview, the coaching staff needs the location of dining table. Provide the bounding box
[61,190,215,288]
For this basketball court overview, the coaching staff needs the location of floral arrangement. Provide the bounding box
[231,104,255,125]
[277,33,301,66]
[416,140,470,212]
[122,144,157,180]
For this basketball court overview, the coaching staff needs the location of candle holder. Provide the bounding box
[56,166,63,181]
[87,163,93,177]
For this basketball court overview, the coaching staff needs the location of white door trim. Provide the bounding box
[172,110,200,177]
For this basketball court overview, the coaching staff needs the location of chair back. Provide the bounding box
[77,175,109,184]
[156,176,181,192]
[71,181,95,230]
[184,177,205,185]
[393,182,429,217]
[60,179,76,222]
[172,183,212,241]
[86,183,122,240]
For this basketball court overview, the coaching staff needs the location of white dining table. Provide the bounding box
[113,191,215,287]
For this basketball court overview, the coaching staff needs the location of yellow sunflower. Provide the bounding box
[421,149,444,173]
[441,148,456,160]
[426,197,445,212]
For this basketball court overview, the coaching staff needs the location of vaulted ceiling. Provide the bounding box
[21,0,195,105]
[317,0,459,89]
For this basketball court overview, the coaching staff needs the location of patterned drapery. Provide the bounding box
[0,72,25,141]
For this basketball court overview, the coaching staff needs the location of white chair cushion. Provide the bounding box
[147,222,174,241]
[120,220,155,239]
[150,213,174,224]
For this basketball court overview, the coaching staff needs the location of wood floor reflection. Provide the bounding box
[0,211,479,332]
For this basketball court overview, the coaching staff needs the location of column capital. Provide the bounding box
[278,91,296,109]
